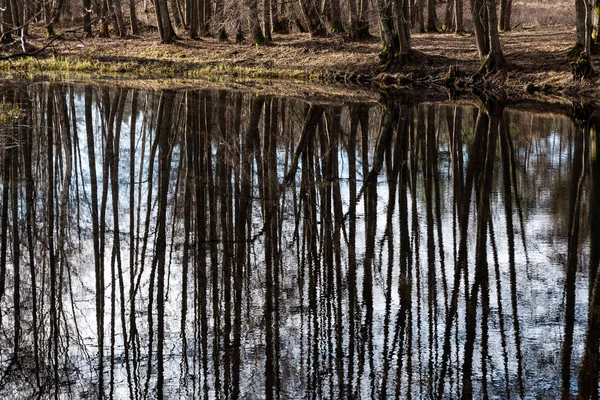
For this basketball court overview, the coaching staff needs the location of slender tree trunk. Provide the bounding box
[171,0,184,28]
[418,0,425,32]
[348,0,359,38]
[577,0,587,49]
[358,0,370,37]
[471,0,490,60]
[155,91,175,399]
[189,0,199,38]
[264,0,272,41]
[500,0,512,31]
[484,0,506,71]
[202,0,211,35]
[444,0,454,31]
[577,120,600,400]
[83,0,93,36]
[1,0,14,42]
[584,0,593,56]
[455,0,464,33]
[427,0,438,31]
[112,0,127,36]
[130,0,139,34]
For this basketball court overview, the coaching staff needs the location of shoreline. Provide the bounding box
[0,24,597,104]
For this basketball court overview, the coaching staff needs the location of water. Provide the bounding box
[0,83,595,399]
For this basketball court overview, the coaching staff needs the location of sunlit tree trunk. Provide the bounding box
[375,0,411,69]
[470,0,505,72]
[484,0,505,70]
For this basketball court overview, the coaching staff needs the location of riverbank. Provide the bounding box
[0,23,596,102]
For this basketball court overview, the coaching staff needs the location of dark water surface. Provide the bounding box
[0,83,597,399]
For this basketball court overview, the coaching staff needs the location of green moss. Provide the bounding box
[477,56,490,74]
[567,43,583,58]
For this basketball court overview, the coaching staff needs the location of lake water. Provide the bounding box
[0,83,596,399]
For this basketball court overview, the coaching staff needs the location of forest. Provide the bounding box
[0,0,598,95]
[1,1,600,400]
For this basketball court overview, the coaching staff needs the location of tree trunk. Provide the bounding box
[584,0,593,56]
[113,0,127,36]
[358,0,370,37]
[189,0,199,38]
[444,0,454,31]
[298,0,327,36]
[130,0,139,34]
[471,0,489,60]
[329,0,343,32]
[427,0,438,31]
[83,0,93,36]
[171,0,184,29]
[577,120,600,400]
[202,0,211,35]
[155,0,176,43]
[1,0,14,42]
[375,0,411,69]
[348,0,359,38]
[500,0,512,31]
[577,0,587,49]
[595,0,600,44]
[264,0,272,41]
[455,0,464,33]
[418,0,425,32]
[484,0,506,71]
[246,0,266,44]
[215,0,225,32]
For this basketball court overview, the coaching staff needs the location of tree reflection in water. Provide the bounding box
[0,84,596,399]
